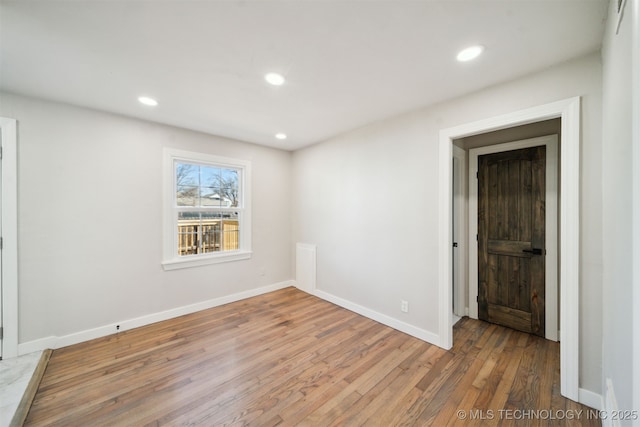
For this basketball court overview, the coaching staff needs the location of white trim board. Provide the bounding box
[452,145,467,318]
[307,287,440,345]
[438,97,581,402]
[578,388,603,411]
[467,135,558,342]
[0,117,18,359]
[18,281,294,355]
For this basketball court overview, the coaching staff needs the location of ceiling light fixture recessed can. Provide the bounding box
[275,133,287,140]
[138,96,158,106]
[265,73,285,86]
[456,45,484,62]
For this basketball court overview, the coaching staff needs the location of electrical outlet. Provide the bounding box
[401,300,409,313]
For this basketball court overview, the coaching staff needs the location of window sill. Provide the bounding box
[162,250,252,271]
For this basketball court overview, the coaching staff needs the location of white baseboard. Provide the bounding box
[18,336,58,355]
[301,285,441,347]
[579,388,603,411]
[18,280,294,355]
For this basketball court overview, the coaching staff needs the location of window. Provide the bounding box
[162,149,251,270]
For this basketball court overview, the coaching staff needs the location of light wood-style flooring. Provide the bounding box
[25,287,598,426]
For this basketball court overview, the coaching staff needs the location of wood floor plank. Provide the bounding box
[315,340,426,425]
[430,354,485,426]
[278,332,411,425]
[366,345,444,425]
[400,351,471,425]
[24,288,599,426]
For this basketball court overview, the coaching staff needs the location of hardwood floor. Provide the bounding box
[25,287,598,426]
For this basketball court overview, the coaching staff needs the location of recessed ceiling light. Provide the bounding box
[138,96,158,106]
[265,73,285,86]
[456,45,484,62]
[275,133,287,140]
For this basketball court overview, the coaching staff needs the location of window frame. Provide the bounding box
[162,148,252,270]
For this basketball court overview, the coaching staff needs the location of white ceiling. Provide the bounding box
[0,1,608,150]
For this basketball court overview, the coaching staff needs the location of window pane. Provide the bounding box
[220,187,237,207]
[177,186,198,206]
[175,163,241,208]
[200,187,222,207]
[219,190,233,208]
[200,211,223,253]
[221,168,239,187]
[177,211,239,256]
[223,218,240,251]
[176,163,199,186]
[177,212,200,256]
[221,169,240,207]
[200,166,221,188]
[201,187,229,207]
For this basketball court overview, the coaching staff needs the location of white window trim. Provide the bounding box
[162,148,252,270]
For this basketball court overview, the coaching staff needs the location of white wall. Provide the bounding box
[292,53,603,394]
[0,92,292,347]
[601,0,637,418]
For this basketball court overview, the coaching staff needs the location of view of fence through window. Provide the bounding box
[176,162,241,256]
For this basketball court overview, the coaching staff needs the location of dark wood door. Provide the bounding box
[478,146,545,336]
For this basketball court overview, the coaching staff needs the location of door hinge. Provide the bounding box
[0,327,3,340]
[476,296,479,302]
[0,146,3,160]
[476,234,478,241]
[0,237,3,250]
[476,171,478,179]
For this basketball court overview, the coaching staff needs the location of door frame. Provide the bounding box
[0,117,18,359]
[468,135,558,342]
[452,145,467,318]
[438,97,581,401]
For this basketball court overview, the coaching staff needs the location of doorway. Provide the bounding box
[438,97,581,402]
